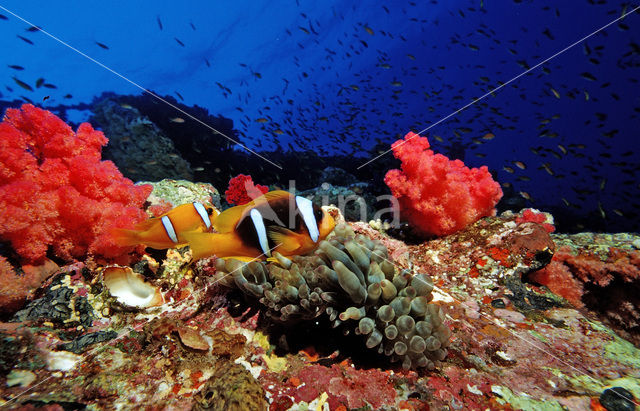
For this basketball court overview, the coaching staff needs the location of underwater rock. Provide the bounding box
[318,166,359,187]
[193,361,267,411]
[599,387,636,411]
[90,98,193,182]
[140,179,221,212]
[12,273,95,329]
[0,257,59,314]
[57,330,118,354]
[213,223,451,370]
[299,182,376,222]
[528,232,640,346]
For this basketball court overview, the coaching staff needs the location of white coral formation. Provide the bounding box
[214,224,451,370]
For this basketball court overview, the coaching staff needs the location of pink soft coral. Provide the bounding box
[225,174,269,206]
[0,104,152,264]
[384,132,503,236]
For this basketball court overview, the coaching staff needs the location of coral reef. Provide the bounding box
[90,97,193,182]
[528,232,640,345]
[213,223,451,370]
[299,182,376,222]
[1,211,639,409]
[0,104,152,264]
[384,131,503,236]
[224,174,268,206]
[515,208,556,233]
[0,257,59,313]
[139,179,221,214]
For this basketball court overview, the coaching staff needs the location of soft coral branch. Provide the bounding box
[0,104,151,264]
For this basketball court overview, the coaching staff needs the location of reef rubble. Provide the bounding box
[0,210,639,410]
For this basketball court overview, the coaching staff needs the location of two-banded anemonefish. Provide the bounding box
[182,190,335,261]
[111,202,219,249]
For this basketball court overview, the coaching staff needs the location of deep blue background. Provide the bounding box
[1,0,638,232]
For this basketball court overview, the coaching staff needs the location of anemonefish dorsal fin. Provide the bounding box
[213,191,291,233]
[133,216,160,231]
[255,190,293,203]
[250,208,271,257]
[295,196,319,242]
[213,203,255,233]
[267,226,302,254]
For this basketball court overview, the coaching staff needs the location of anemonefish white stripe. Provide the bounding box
[296,196,319,242]
[192,202,212,229]
[250,208,271,257]
[161,215,179,243]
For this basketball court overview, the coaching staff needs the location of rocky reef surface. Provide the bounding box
[0,184,638,410]
[0,208,640,410]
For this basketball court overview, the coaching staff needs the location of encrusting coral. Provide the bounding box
[213,224,451,370]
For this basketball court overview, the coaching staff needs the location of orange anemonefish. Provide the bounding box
[111,202,219,249]
[182,190,335,261]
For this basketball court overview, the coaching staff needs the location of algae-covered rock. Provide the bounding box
[139,179,221,210]
[194,361,267,411]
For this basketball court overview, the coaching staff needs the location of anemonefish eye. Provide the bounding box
[295,196,319,242]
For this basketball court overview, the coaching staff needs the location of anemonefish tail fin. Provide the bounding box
[110,228,143,247]
[267,226,302,254]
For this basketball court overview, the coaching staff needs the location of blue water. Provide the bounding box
[1,0,638,232]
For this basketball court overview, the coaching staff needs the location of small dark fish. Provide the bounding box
[63,94,72,98]
[26,25,40,32]
[0,13,8,20]
[581,72,596,81]
[189,21,196,31]
[174,37,185,47]
[42,95,49,102]
[204,58,210,67]
[95,41,109,49]
[8,65,24,70]
[20,95,34,104]
[156,16,163,30]
[17,35,33,45]
[364,25,373,35]
[175,91,184,100]
[12,77,33,91]
[43,83,57,89]
[35,78,44,88]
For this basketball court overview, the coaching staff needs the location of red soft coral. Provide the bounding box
[515,208,555,233]
[384,132,503,236]
[225,174,268,206]
[0,104,152,264]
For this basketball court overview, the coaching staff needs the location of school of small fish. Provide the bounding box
[1,1,638,232]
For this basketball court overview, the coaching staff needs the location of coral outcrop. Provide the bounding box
[90,98,193,182]
[384,131,503,236]
[0,104,152,264]
[213,224,451,370]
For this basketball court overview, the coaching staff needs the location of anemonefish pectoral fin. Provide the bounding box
[267,226,303,254]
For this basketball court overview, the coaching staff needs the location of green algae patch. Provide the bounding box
[491,385,564,410]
